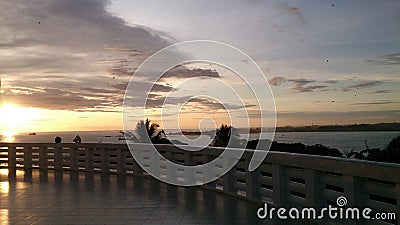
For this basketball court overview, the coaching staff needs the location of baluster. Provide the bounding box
[117,148,126,174]
[343,175,367,207]
[85,148,94,172]
[343,175,368,225]
[70,148,78,171]
[23,146,32,169]
[39,147,47,170]
[101,148,109,173]
[223,155,236,194]
[203,154,216,189]
[184,152,196,184]
[184,152,194,166]
[245,152,261,200]
[54,145,62,170]
[305,169,322,208]
[166,151,177,181]
[8,146,16,168]
[272,164,289,207]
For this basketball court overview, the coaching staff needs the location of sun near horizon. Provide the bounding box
[0,103,123,134]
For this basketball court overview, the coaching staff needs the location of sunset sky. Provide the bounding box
[0,0,399,133]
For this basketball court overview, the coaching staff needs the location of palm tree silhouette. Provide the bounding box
[212,124,242,147]
[124,118,160,143]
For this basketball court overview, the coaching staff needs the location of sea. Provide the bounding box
[1,130,399,153]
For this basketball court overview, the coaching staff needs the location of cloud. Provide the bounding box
[342,81,382,92]
[186,97,246,111]
[268,77,329,92]
[366,53,400,65]
[0,0,173,111]
[162,67,221,79]
[287,78,315,84]
[292,85,328,92]
[324,80,339,84]
[277,3,306,25]
[352,100,398,106]
[143,94,248,112]
[268,76,287,86]
[287,78,327,92]
[370,89,392,94]
[2,88,115,111]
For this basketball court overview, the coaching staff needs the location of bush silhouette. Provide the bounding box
[246,140,343,157]
[348,136,400,164]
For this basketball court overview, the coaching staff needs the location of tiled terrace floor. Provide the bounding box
[0,169,305,225]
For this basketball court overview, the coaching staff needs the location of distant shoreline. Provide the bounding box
[168,123,400,135]
[274,123,400,132]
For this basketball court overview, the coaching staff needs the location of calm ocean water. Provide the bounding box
[1,130,399,152]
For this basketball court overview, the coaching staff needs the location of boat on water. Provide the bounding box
[29,133,37,135]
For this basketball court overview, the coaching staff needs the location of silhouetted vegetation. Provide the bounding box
[210,125,400,163]
[125,119,187,145]
[211,124,244,148]
[347,136,400,164]
[246,139,343,157]
[135,118,159,143]
[128,121,400,164]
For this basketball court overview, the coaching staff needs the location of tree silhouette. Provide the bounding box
[212,124,242,147]
[135,118,159,143]
[122,118,159,143]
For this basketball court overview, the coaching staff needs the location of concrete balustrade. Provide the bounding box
[0,143,399,225]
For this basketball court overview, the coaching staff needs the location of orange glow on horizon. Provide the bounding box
[0,104,47,133]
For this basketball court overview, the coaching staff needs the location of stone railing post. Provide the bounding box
[101,148,109,173]
[184,152,196,184]
[54,146,62,170]
[184,152,194,166]
[223,155,236,194]
[132,159,143,176]
[23,146,32,169]
[343,175,368,225]
[203,154,216,189]
[85,148,94,172]
[117,148,126,174]
[165,151,177,180]
[70,148,78,171]
[245,154,261,200]
[272,164,289,207]
[343,175,367,207]
[8,146,16,168]
[39,147,47,170]
[305,169,322,208]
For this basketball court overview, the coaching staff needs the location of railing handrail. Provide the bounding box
[1,142,399,181]
[2,141,399,166]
